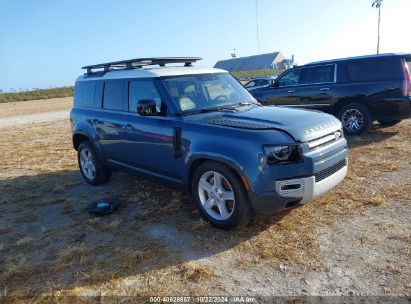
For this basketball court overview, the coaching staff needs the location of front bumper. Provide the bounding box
[275,158,347,204]
[248,155,348,215]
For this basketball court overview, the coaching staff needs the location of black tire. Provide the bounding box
[377,119,402,127]
[192,161,252,230]
[337,103,372,135]
[78,141,112,186]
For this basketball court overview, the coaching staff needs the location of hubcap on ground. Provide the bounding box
[198,171,235,220]
[341,109,364,131]
[80,148,96,180]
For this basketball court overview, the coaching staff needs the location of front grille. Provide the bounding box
[307,130,343,150]
[315,158,346,182]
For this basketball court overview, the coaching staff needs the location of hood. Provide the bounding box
[197,106,342,142]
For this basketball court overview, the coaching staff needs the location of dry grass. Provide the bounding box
[114,248,148,265]
[3,255,32,277]
[180,262,214,281]
[15,237,33,247]
[2,255,38,297]
[0,97,72,118]
[102,219,123,230]
[56,244,90,269]
[0,121,76,176]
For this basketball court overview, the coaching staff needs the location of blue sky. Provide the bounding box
[1,0,410,91]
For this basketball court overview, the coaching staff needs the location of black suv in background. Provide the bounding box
[252,53,411,135]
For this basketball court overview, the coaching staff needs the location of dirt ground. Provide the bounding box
[0,98,410,302]
[0,97,72,119]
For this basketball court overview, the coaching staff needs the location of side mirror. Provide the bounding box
[272,80,279,88]
[137,99,157,116]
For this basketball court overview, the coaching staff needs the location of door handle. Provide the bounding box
[122,124,133,131]
[320,88,330,91]
[288,90,296,93]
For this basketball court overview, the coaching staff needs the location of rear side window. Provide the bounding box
[339,58,402,83]
[300,65,335,84]
[129,80,163,113]
[74,81,95,108]
[103,81,125,111]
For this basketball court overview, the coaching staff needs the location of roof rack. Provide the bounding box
[82,57,202,74]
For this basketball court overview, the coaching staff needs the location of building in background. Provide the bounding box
[214,52,295,72]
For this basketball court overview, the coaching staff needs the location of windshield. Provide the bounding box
[161,73,257,113]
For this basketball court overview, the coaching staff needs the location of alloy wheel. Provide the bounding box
[198,171,235,220]
[79,148,96,180]
[341,108,364,132]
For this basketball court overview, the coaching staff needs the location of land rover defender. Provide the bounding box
[71,57,348,229]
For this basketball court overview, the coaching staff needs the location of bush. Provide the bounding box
[231,69,286,80]
[0,87,74,103]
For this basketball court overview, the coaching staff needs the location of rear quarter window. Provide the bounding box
[338,58,402,83]
[74,81,96,108]
[103,81,125,111]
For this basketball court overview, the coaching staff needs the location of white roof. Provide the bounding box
[77,66,228,82]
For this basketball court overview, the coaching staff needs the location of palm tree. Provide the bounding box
[372,0,383,54]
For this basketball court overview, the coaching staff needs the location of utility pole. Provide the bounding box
[372,0,383,54]
[255,0,260,55]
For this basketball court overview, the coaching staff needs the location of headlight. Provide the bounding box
[263,144,303,164]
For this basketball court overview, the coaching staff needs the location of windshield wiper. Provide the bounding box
[183,101,261,116]
[183,105,238,116]
[232,101,262,107]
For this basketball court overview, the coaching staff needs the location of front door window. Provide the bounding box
[277,69,302,87]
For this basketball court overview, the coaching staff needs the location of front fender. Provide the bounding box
[183,152,253,193]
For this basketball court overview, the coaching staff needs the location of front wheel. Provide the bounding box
[192,161,251,230]
[338,103,372,135]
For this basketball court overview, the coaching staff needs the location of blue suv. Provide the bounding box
[71,57,348,230]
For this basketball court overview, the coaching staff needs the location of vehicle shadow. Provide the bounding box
[345,124,398,149]
[0,169,295,298]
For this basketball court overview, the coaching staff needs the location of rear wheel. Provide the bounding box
[377,119,402,127]
[338,103,372,135]
[78,141,111,186]
[192,161,251,230]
